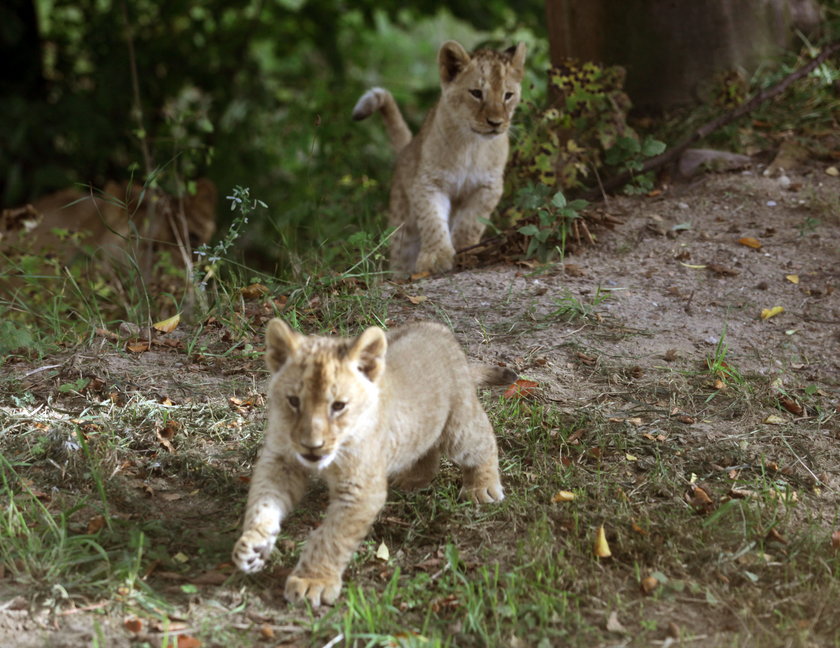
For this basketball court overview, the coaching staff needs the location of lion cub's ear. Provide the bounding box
[348,327,388,383]
[438,40,471,84]
[265,318,302,373]
[504,42,527,78]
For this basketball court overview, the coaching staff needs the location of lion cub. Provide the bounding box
[232,319,514,608]
[353,40,527,275]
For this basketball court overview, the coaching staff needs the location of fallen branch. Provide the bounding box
[586,41,840,198]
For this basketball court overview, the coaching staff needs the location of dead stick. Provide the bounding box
[586,41,840,199]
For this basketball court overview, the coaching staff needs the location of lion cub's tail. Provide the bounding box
[352,87,412,154]
[470,364,518,388]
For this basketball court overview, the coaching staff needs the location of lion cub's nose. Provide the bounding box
[486,117,503,128]
[301,440,325,451]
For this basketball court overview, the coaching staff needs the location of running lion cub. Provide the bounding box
[353,40,527,274]
[232,319,514,608]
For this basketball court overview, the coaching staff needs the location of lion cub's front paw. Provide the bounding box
[461,481,505,504]
[284,573,342,609]
[232,528,277,573]
[415,246,455,274]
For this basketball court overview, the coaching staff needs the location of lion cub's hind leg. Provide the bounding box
[392,446,441,491]
[441,402,504,504]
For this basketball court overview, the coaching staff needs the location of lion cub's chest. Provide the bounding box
[423,143,502,200]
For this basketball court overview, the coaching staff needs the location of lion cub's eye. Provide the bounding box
[504,91,514,101]
[331,401,346,413]
[287,395,300,409]
[469,89,483,99]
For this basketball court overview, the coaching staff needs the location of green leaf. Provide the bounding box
[641,137,667,157]
[518,224,540,237]
[551,192,567,208]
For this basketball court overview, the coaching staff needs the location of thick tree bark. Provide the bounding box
[545,0,822,111]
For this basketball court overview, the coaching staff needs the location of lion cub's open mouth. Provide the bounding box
[297,451,337,470]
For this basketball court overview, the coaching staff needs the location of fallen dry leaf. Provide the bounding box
[503,379,539,400]
[240,283,268,300]
[706,263,739,277]
[156,429,176,453]
[594,524,612,558]
[95,327,120,341]
[551,490,576,503]
[826,166,839,177]
[760,306,785,320]
[126,341,150,353]
[764,414,786,425]
[86,515,106,535]
[124,618,143,634]
[406,295,427,305]
[728,488,758,499]
[778,396,804,416]
[686,483,715,513]
[785,274,799,284]
[566,428,586,445]
[175,636,202,648]
[260,624,275,639]
[737,236,762,249]
[766,528,788,544]
[410,271,431,281]
[576,351,597,366]
[831,530,840,551]
[375,541,390,561]
[605,610,626,633]
[153,313,181,334]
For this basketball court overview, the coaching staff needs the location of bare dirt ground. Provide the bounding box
[1,166,838,646]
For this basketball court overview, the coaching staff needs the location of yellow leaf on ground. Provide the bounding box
[126,341,150,353]
[153,313,181,333]
[760,306,784,320]
[785,274,799,284]
[826,166,839,177]
[406,295,427,305]
[625,453,638,461]
[375,541,390,561]
[737,237,762,249]
[594,524,612,558]
[764,414,786,425]
[551,490,576,503]
[240,283,268,300]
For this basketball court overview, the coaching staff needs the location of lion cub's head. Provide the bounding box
[264,319,387,470]
[438,40,527,138]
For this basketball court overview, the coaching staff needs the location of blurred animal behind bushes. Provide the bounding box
[0,179,217,299]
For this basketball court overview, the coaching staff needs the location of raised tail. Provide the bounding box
[470,364,518,388]
[352,87,412,154]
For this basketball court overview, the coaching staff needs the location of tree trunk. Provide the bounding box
[545,0,821,111]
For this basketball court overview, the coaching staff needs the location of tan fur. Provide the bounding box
[353,41,526,274]
[232,319,512,608]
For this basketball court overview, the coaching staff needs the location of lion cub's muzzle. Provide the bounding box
[295,438,337,470]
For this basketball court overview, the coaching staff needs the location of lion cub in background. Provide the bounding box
[232,319,515,608]
[353,40,527,274]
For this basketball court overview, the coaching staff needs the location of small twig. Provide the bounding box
[587,41,840,198]
[323,634,345,648]
[24,364,61,377]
